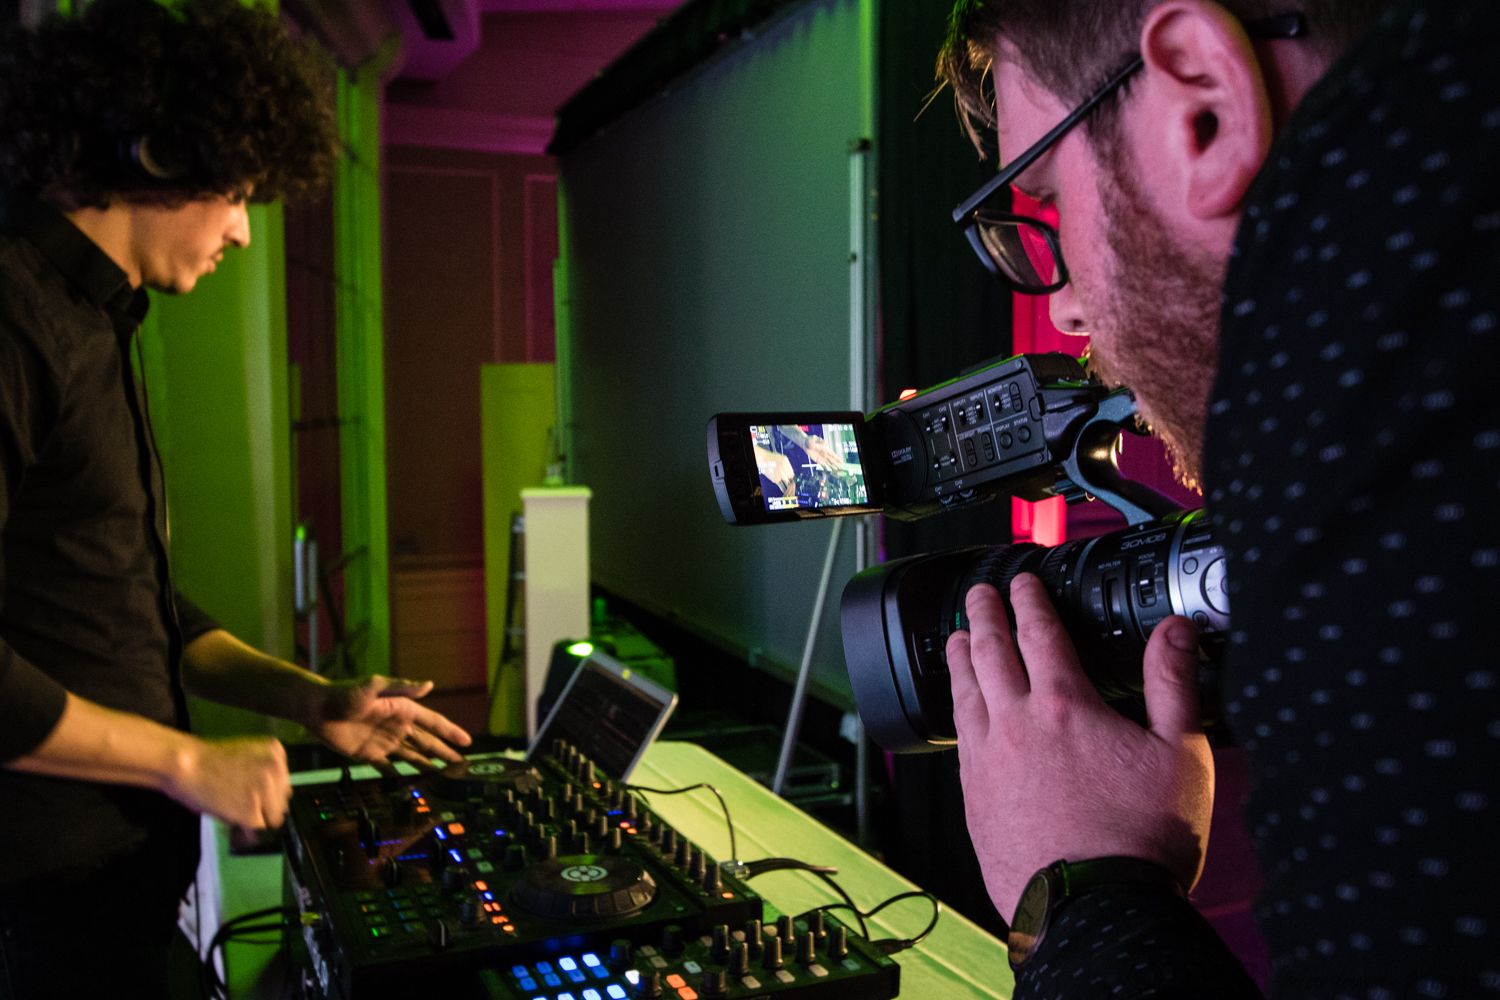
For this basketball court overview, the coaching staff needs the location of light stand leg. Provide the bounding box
[771,517,845,797]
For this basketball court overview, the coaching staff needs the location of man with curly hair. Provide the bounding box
[0,2,472,994]
[937,0,1499,996]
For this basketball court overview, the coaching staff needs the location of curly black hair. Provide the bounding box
[0,0,338,209]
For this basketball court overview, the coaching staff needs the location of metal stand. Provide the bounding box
[771,518,845,798]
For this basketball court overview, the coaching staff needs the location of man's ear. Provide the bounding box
[1136,0,1274,220]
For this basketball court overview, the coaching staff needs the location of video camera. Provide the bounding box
[707,353,1230,753]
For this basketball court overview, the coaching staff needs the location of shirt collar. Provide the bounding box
[0,189,150,332]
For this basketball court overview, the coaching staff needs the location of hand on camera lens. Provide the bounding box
[944,575,1213,920]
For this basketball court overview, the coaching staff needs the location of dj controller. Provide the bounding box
[283,743,902,999]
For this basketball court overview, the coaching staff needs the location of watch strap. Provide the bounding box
[1007,856,1185,971]
[1057,855,1186,899]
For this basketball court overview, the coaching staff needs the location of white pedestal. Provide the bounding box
[521,486,591,737]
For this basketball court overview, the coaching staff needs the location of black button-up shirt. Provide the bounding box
[0,191,219,888]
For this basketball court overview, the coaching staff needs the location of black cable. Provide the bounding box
[625,782,738,862]
[201,906,300,1000]
[740,859,870,939]
[788,881,942,951]
[865,891,942,953]
[740,857,838,878]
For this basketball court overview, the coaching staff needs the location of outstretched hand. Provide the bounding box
[307,675,473,770]
[945,575,1214,920]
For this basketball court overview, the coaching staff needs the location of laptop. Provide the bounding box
[524,648,678,781]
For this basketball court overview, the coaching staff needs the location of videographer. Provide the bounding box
[937,0,1498,995]
[0,3,471,996]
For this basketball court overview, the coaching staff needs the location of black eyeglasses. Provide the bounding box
[952,12,1307,295]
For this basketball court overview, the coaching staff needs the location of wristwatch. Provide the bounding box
[1007,856,1185,971]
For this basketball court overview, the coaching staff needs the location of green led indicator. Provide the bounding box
[567,642,594,658]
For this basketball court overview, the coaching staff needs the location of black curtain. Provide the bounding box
[873,0,1013,936]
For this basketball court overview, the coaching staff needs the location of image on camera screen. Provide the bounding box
[749,423,869,513]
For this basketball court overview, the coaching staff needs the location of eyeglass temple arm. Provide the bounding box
[951,11,1306,224]
[951,55,1144,224]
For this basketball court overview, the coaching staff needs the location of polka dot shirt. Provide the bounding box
[1207,0,1500,996]
[1016,1,1500,997]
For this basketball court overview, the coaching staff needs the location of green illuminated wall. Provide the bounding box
[140,206,295,738]
[332,60,393,678]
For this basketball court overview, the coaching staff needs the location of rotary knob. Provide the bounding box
[828,925,848,960]
[357,809,380,858]
[607,938,634,971]
[709,924,731,963]
[743,919,763,959]
[796,928,817,964]
[761,933,783,971]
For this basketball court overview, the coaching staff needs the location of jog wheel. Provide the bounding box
[511,854,658,919]
[434,758,543,799]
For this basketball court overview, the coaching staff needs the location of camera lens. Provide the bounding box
[841,509,1229,752]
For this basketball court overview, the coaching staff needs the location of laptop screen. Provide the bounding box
[524,650,678,780]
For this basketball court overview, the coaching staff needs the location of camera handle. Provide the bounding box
[1046,388,1184,527]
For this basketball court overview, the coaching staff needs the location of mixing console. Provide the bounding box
[283,744,901,999]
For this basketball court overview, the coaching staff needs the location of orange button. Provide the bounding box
[474,880,488,892]
[677,989,698,1000]
[491,915,504,924]
[666,975,686,989]
[447,822,466,836]
[502,924,515,933]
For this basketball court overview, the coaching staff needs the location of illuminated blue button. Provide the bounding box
[448,848,463,864]
[518,978,537,991]
[569,970,586,983]
[483,891,494,901]
[411,789,424,799]
[559,994,576,1000]
[582,953,602,968]
[544,973,562,987]
[434,827,448,841]
[510,965,528,979]
[584,991,603,1000]
[559,957,578,972]
[536,962,554,974]
[591,966,610,980]
[607,987,628,1000]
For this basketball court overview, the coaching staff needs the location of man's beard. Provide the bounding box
[1080,155,1224,491]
